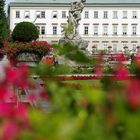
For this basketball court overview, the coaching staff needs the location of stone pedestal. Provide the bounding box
[59,35,88,51]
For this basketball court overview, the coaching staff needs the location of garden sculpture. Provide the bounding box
[59,0,88,51]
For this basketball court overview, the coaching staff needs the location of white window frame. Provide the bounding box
[123,11,127,19]
[103,43,108,50]
[132,11,137,19]
[94,11,98,19]
[53,26,57,35]
[132,43,137,51]
[132,25,137,35]
[113,25,118,36]
[84,11,89,19]
[122,25,127,35]
[103,25,108,35]
[113,44,117,51]
[24,11,30,19]
[62,11,66,18]
[36,25,46,35]
[93,25,98,35]
[41,26,46,35]
[84,26,89,35]
[41,11,45,18]
[113,11,118,19]
[52,11,58,19]
[36,11,41,18]
[16,11,20,18]
[103,11,108,19]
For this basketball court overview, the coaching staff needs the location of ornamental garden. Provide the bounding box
[1,0,140,139]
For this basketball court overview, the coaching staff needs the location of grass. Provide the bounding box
[61,79,101,87]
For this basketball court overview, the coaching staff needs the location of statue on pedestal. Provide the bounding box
[59,0,88,50]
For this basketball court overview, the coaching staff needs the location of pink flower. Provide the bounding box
[15,104,29,123]
[0,103,13,117]
[114,53,126,62]
[5,66,29,88]
[2,121,19,140]
[116,65,129,80]
[95,66,103,77]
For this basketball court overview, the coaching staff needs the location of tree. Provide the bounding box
[12,22,39,42]
[0,0,9,59]
[0,0,9,48]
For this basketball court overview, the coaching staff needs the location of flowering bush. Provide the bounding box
[1,43,140,140]
[3,40,52,60]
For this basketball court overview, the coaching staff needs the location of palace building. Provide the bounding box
[8,0,140,53]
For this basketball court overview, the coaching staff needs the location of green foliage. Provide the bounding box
[25,42,140,140]
[130,60,140,78]
[63,21,74,37]
[12,22,39,42]
[72,67,92,74]
[34,63,71,77]
[0,0,9,47]
[52,43,95,65]
[3,40,140,139]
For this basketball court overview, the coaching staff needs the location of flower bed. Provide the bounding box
[3,40,52,61]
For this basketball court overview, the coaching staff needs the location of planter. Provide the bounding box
[15,52,42,67]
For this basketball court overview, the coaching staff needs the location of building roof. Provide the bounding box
[14,0,140,4]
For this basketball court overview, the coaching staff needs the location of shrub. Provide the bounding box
[12,22,39,42]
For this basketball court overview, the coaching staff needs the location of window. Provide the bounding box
[62,11,66,18]
[36,26,40,33]
[24,11,30,18]
[41,11,45,18]
[113,44,117,51]
[132,11,137,19]
[16,11,20,18]
[53,26,57,35]
[36,11,41,18]
[132,43,137,51]
[132,25,137,35]
[92,44,98,53]
[36,25,46,35]
[94,11,98,19]
[84,11,89,18]
[122,25,127,35]
[122,41,128,48]
[113,25,118,35]
[103,11,108,19]
[61,23,67,34]
[84,26,88,35]
[93,25,98,35]
[36,11,45,18]
[103,25,108,35]
[123,11,127,18]
[41,26,45,35]
[103,43,108,50]
[52,11,58,18]
[113,11,118,19]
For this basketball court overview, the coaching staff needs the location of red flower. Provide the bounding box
[126,78,140,109]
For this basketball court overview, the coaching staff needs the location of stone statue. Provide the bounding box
[69,0,86,35]
[59,0,88,50]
